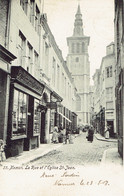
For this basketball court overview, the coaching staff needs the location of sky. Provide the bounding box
[43,0,114,84]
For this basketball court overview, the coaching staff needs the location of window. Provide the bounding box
[34,51,39,76]
[34,51,38,66]
[64,77,66,96]
[44,42,49,75]
[20,0,28,14]
[106,66,112,78]
[106,87,113,101]
[34,100,40,134]
[27,42,33,74]
[76,96,81,111]
[52,58,56,86]
[29,0,35,25]
[35,5,40,34]
[62,73,64,94]
[18,31,26,67]
[76,43,80,53]
[82,43,85,52]
[71,43,75,53]
[12,89,28,136]
[57,65,60,90]
[75,57,79,62]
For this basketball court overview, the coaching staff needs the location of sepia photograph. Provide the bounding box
[0,0,124,195]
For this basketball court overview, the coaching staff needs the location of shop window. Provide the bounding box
[12,89,28,136]
[33,100,40,135]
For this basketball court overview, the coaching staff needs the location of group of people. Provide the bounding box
[86,124,111,142]
[52,124,71,144]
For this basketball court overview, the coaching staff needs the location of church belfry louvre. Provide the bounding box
[66,4,90,125]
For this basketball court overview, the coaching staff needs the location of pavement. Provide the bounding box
[1,133,123,167]
[95,133,123,167]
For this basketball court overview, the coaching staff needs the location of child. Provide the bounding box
[0,139,6,165]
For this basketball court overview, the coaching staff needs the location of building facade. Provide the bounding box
[114,0,124,158]
[0,0,77,157]
[40,14,77,140]
[93,43,116,137]
[66,5,90,126]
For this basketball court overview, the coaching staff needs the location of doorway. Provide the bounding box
[40,111,46,143]
[107,120,114,138]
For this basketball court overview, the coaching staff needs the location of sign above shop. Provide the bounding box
[47,101,62,109]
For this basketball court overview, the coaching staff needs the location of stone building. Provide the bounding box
[40,14,77,140]
[66,4,90,126]
[114,0,124,158]
[0,0,77,157]
[93,43,116,137]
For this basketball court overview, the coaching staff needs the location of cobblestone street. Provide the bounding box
[33,133,117,166]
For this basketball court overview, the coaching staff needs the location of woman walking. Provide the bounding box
[52,126,59,143]
[87,125,94,142]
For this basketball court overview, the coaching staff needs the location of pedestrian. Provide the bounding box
[51,126,59,143]
[58,124,64,143]
[65,125,70,144]
[104,125,110,139]
[87,125,94,142]
[62,127,66,144]
[0,139,6,165]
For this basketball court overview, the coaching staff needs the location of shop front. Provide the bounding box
[0,45,16,146]
[48,91,62,140]
[6,66,44,157]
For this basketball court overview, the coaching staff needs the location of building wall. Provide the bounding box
[114,0,124,158]
[0,0,9,46]
[0,0,77,157]
[40,16,77,113]
[8,0,41,79]
[93,43,116,137]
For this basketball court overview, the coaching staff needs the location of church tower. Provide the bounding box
[66,4,90,125]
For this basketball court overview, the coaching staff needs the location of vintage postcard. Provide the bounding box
[0,0,123,195]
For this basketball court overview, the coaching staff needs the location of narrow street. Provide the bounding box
[33,133,117,166]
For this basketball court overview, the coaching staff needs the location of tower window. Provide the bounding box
[75,57,79,62]
[82,43,85,52]
[71,43,75,53]
[76,43,80,53]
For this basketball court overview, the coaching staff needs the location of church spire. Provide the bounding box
[73,4,84,36]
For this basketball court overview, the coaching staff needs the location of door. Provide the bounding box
[107,121,114,138]
[40,111,46,143]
